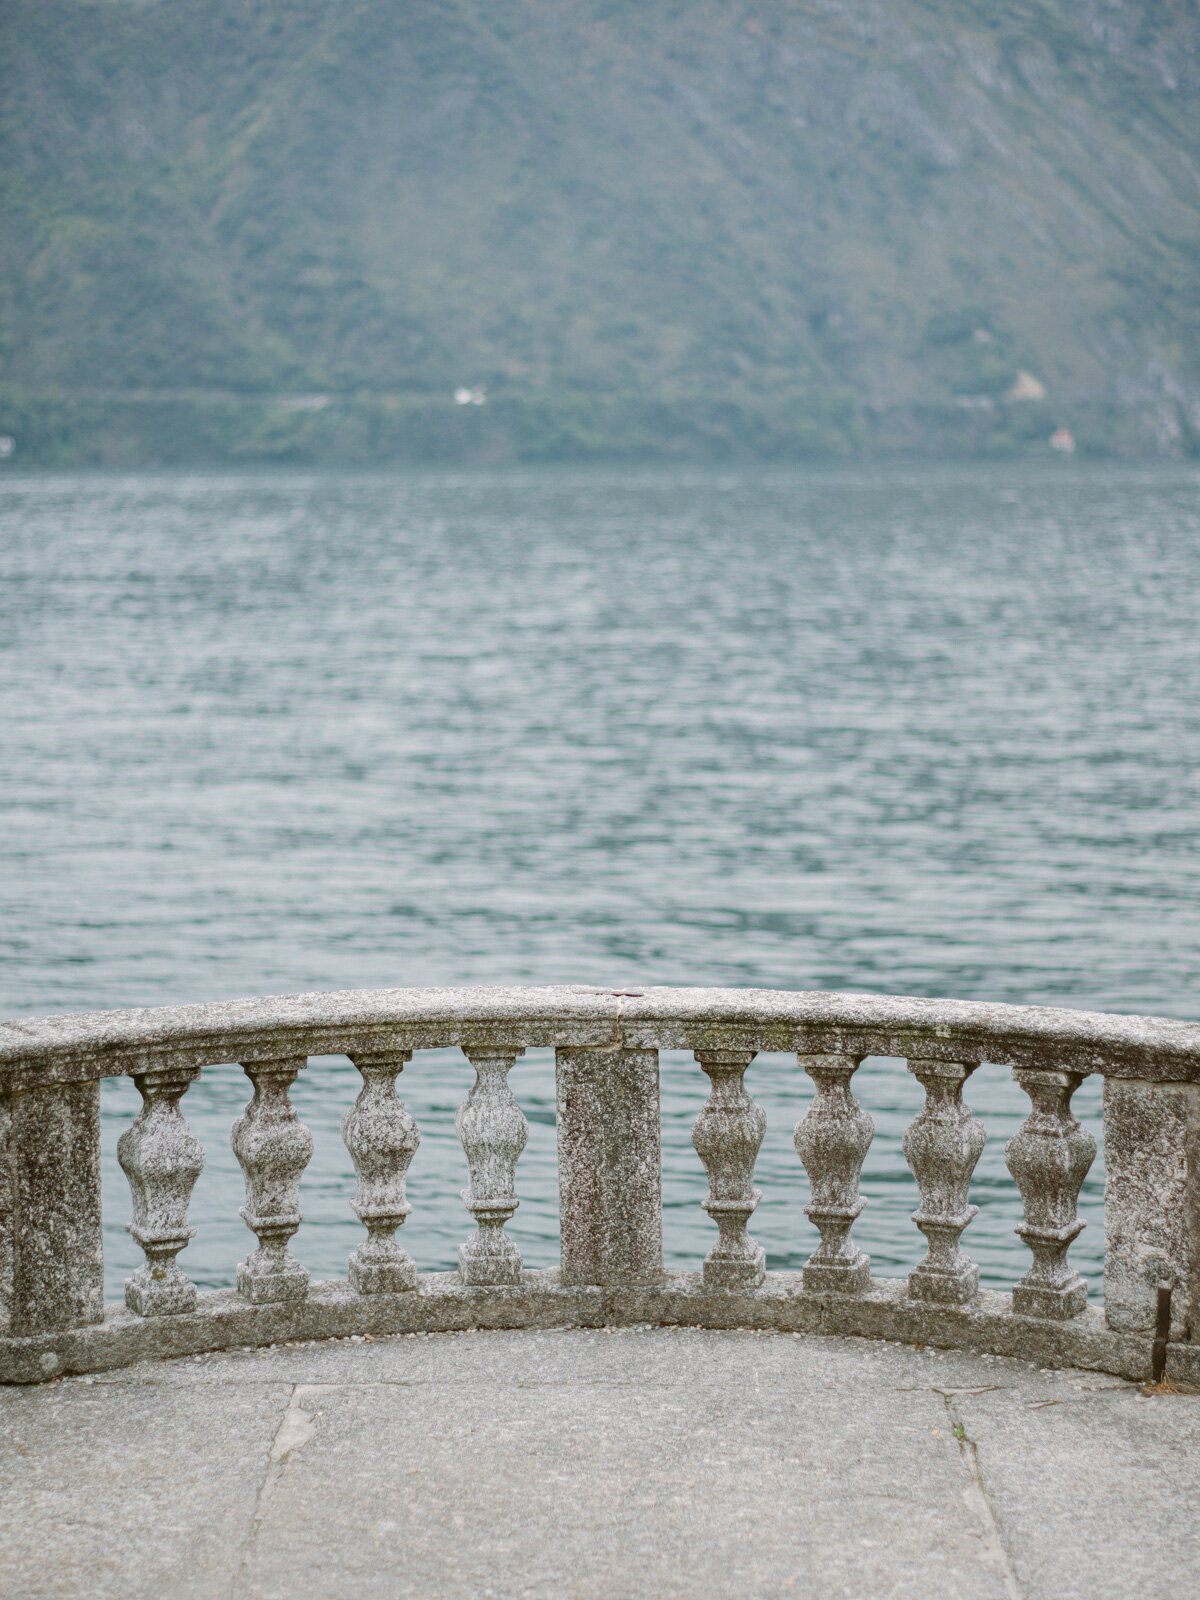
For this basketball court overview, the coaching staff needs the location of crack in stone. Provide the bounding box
[943,1393,1024,1600]
[229,1383,324,1599]
[898,1384,1011,1394]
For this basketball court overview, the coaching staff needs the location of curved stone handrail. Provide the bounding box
[2,985,1198,1388]
[4,984,1200,1090]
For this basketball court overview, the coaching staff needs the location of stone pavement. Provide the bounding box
[1,1326,1197,1600]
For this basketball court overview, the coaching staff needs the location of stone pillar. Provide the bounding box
[0,1095,9,1330]
[556,1046,663,1286]
[0,1081,104,1336]
[1104,1077,1200,1340]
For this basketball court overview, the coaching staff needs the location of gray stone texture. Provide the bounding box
[457,1047,528,1285]
[6,1271,1200,1387]
[343,1050,420,1294]
[557,1045,664,1286]
[3,985,1200,1383]
[903,1059,986,1304]
[0,1372,290,1598]
[8,984,1200,1093]
[1104,1077,1200,1338]
[955,1375,1200,1600]
[117,1066,205,1316]
[691,1050,767,1290]
[0,1094,10,1328]
[231,1058,314,1305]
[1,1327,1197,1599]
[1005,1069,1095,1320]
[793,1054,874,1292]
[0,1079,103,1336]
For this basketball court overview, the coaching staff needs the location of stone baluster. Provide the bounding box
[1005,1068,1096,1319]
[343,1050,420,1293]
[117,1066,206,1315]
[691,1050,766,1290]
[231,1056,313,1304]
[793,1054,874,1293]
[902,1060,986,1304]
[456,1045,528,1286]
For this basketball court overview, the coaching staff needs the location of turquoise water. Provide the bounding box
[2,462,1199,1298]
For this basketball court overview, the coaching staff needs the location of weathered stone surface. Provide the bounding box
[794,1054,874,1293]
[956,1376,1200,1600]
[6,1270,1199,1387]
[343,1050,419,1294]
[602,1272,1200,1385]
[8,984,1200,1094]
[903,1059,986,1305]
[118,1066,206,1316]
[1006,1069,1096,1320]
[0,1079,103,1336]
[231,1058,313,1305]
[0,1274,604,1384]
[0,1372,289,1598]
[237,1335,1004,1600]
[1104,1077,1200,1339]
[4,983,1200,1391]
[0,1093,10,1331]
[691,1049,766,1290]
[0,986,625,1091]
[456,1046,527,1286]
[3,1329,1197,1600]
[557,1045,663,1286]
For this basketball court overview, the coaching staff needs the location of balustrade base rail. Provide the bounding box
[4,986,1199,1387]
[2,1270,1196,1387]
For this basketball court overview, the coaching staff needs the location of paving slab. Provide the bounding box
[956,1379,1200,1600]
[0,1327,1196,1600]
[0,1377,289,1599]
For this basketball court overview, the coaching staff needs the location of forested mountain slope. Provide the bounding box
[3,0,1199,462]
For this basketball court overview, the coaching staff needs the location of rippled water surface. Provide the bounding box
[3,463,1199,1299]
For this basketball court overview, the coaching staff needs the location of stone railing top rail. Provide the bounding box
[3,984,1200,1090]
[4,981,1200,1388]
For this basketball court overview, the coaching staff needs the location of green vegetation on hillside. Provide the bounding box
[2,0,1199,464]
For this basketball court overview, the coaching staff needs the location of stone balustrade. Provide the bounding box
[1,985,1198,1384]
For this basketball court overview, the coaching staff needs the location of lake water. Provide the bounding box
[3,462,1199,1302]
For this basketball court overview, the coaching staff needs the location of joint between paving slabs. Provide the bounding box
[940,1392,1024,1600]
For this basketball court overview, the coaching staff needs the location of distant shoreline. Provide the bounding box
[0,391,1190,468]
